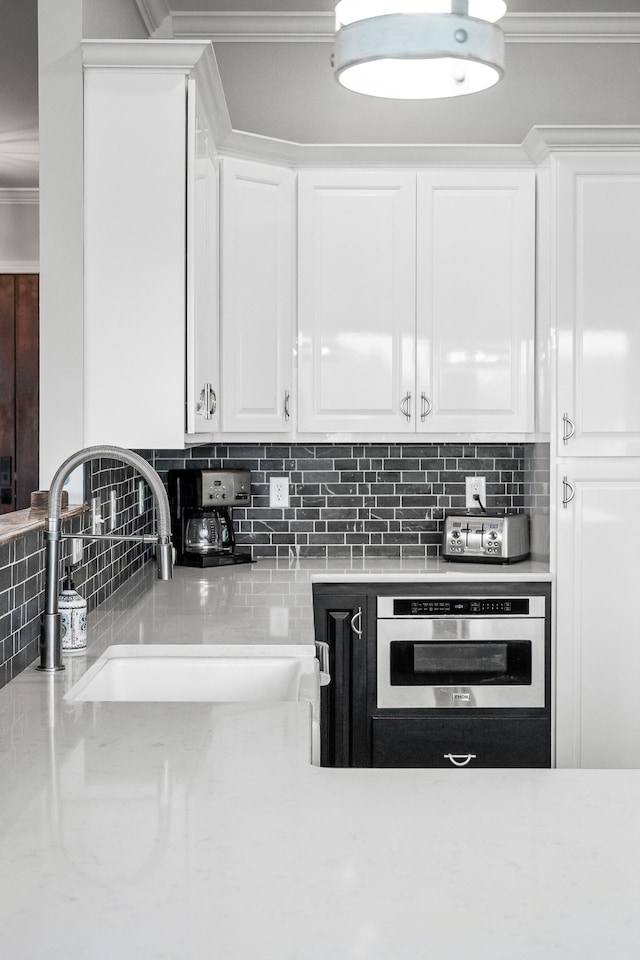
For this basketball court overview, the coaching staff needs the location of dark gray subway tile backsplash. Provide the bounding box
[144,442,542,561]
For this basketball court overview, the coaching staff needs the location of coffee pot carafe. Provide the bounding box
[184,511,224,555]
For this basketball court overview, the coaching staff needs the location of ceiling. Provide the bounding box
[3,1,640,187]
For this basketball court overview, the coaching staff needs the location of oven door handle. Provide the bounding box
[444,753,477,767]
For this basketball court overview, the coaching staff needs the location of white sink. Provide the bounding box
[64,644,319,704]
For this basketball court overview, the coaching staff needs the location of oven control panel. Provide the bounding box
[391,598,530,616]
[377,595,547,619]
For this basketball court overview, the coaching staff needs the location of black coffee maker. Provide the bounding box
[168,468,253,567]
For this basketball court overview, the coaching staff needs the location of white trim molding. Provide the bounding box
[135,9,640,44]
[0,261,39,274]
[81,40,232,150]
[524,125,640,163]
[0,188,39,205]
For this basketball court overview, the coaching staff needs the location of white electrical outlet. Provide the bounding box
[269,476,290,508]
[465,476,486,510]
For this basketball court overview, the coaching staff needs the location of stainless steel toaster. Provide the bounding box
[442,511,530,564]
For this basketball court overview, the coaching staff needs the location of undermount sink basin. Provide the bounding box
[64,645,319,704]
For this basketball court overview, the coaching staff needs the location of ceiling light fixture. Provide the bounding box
[333,1,506,100]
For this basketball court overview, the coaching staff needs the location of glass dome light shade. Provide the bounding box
[333,12,504,99]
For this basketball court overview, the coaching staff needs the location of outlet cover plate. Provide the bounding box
[465,476,486,510]
[269,477,290,508]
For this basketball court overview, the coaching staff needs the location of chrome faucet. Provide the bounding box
[39,445,173,672]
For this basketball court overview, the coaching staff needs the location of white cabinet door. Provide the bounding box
[555,460,640,768]
[220,158,294,433]
[186,85,219,437]
[297,170,416,433]
[556,153,640,456]
[84,68,187,448]
[417,170,535,433]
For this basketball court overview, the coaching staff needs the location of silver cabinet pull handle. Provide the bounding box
[562,412,575,444]
[196,383,216,420]
[400,391,412,421]
[420,392,432,421]
[444,753,477,767]
[562,476,575,508]
[314,640,331,686]
[284,390,290,422]
[350,607,363,637]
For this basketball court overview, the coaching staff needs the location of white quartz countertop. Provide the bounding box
[3,558,640,959]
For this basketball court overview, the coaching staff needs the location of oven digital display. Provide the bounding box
[393,598,530,616]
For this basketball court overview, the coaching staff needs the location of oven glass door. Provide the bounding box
[391,639,532,686]
[377,618,545,709]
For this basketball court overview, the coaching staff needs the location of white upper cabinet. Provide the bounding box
[556,153,640,457]
[83,42,219,449]
[417,170,535,433]
[220,158,294,434]
[297,170,417,434]
[297,168,534,436]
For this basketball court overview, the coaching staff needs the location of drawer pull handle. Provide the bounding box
[350,607,363,638]
[444,753,476,767]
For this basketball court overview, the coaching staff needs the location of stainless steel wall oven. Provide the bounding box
[377,594,546,710]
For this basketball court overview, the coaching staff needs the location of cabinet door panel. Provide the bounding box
[298,171,416,433]
[556,154,640,456]
[84,70,187,448]
[220,159,293,433]
[555,461,640,768]
[417,170,534,433]
[186,88,219,436]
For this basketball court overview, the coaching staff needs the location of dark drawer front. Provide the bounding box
[371,716,551,768]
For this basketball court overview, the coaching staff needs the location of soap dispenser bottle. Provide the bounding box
[58,570,87,654]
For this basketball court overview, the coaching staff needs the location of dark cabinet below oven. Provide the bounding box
[313,591,370,767]
[371,715,551,768]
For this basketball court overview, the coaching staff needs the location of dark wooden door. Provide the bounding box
[0,275,39,513]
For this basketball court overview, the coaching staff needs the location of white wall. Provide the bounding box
[37,0,84,493]
[0,191,39,270]
[82,0,148,39]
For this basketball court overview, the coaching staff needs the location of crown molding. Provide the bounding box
[134,0,173,38]
[524,125,640,163]
[81,40,232,149]
[163,11,640,44]
[219,129,533,168]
